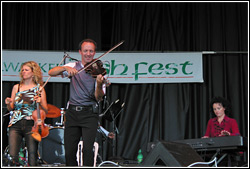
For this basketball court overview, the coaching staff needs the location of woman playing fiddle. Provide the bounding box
[5,61,48,166]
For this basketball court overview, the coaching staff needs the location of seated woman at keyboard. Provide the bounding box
[202,96,240,138]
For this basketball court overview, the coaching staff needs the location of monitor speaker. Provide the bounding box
[141,141,207,167]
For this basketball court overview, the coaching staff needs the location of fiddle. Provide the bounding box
[31,93,49,142]
[85,59,107,77]
[85,59,111,87]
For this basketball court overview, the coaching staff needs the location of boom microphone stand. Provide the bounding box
[110,102,125,157]
[100,98,125,159]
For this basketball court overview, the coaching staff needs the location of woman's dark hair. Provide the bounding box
[78,39,97,50]
[209,96,231,115]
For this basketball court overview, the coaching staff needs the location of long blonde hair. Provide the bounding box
[19,61,44,86]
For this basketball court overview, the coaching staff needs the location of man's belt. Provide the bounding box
[68,104,92,111]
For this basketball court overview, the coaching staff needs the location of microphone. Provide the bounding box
[63,52,68,65]
[64,52,69,57]
[66,54,79,61]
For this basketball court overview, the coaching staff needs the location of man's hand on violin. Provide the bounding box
[96,74,111,87]
[64,66,78,77]
[96,74,105,85]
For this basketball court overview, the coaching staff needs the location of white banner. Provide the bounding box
[2,50,203,83]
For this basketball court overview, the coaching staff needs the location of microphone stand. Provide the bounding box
[99,97,124,158]
[55,108,65,127]
[99,99,118,118]
[111,102,125,157]
[111,112,118,157]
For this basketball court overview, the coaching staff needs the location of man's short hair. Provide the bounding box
[78,39,97,50]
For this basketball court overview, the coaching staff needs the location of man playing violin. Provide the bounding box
[49,39,106,166]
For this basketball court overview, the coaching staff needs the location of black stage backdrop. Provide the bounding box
[1,2,248,162]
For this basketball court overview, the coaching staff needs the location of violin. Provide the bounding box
[31,93,49,142]
[85,59,107,77]
[85,59,112,87]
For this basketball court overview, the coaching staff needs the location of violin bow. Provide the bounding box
[77,40,125,74]
[39,52,69,92]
